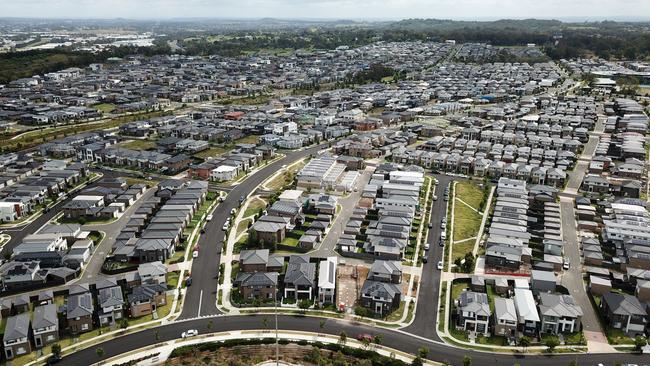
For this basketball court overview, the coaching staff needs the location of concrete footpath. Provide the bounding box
[94,329,441,366]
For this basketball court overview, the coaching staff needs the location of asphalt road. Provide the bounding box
[179,144,329,319]
[403,174,452,340]
[57,313,646,366]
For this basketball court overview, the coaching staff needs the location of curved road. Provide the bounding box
[179,143,329,319]
[58,314,645,366]
[56,153,642,366]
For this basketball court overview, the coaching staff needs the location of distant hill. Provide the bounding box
[388,18,564,31]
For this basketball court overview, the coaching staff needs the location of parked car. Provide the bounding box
[231,208,237,215]
[46,355,61,365]
[563,259,570,270]
[440,231,446,240]
[437,261,443,270]
[185,277,192,287]
[182,329,198,338]
[424,243,430,251]
[422,256,428,263]
[222,222,229,231]
[206,214,213,221]
[428,222,433,229]
[192,251,199,258]
[439,238,445,247]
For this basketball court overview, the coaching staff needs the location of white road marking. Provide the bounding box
[198,290,203,317]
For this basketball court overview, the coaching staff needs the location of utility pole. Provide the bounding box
[275,285,279,366]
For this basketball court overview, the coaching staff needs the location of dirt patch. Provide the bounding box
[336,264,369,311]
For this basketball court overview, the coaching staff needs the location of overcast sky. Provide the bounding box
[1,0,649,20]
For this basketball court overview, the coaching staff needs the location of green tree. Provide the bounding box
[298,299,312,309]
[411,357,424,366]
[51,343,62,357]
[544,336,560,352]
[417,346,429,359]
[519,336,531,351]
[373,334,384,345]
[634,335,647,353]
[339,331,347,345]
[119,318,129,329]
[463,355,472,366]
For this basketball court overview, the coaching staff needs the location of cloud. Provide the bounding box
[0,0,648,20]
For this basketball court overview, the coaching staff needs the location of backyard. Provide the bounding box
[451,181,485,264]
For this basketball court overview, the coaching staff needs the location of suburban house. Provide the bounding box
[32,304,59,348]
[514,288,540,336]
[128,283,168,317]
[234,271,279,300]
[283,255,316,300]
[494,297,518,337]
[239,249,284,273]
[97,285,125,325]
[367,260,402,284]
[538,293,583,334]
[600,292,648,335]
[3,313,31,360]
[456,291,491,335]
[67,292,94,333]
[317,256,337,305]
[252,215,290,245]
[360,280,402,316]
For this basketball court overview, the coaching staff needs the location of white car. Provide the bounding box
[206,214,213,222]
[222,222,229,231]
[440,231,446,240]
[231,208,237,215]
[192,251,199,258]
[563,259,570,270]
[181,329,198,338]
[437,261,443,270]
[424,243,430,251]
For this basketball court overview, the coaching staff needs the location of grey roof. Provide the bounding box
[602,292,647,317]
[240,249,269,265]
[538,293,583,318]
[252,215,289,233]
[3,313,30,342]
[127,283,167,303]
[369,260,402,276]
[235,271,278,287]
[99,286,124,308]
[33,303,58,330]
[95,277,118,290]
[285,262,316,287]
[494,297,517,322]
[67,292,94,319]
[458,291,491,317]
[361,280,401,300]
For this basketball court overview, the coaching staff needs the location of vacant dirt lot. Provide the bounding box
[336,264,369,311]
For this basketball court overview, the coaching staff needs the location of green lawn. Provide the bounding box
[230,262,240,281]
[194,147,228,159]
[118,139,157,150]
[167,271,181,290]
[244,197,267,217]
[265,160,306,191]
[94,103,116,113]
[385,300,407,322]
[455,181,484,209]
[606,328,636,345]
[451,280,469,303]
[453,203,481,242]
[486,285,496,313]
[236,218,252,238]
[234,135,260,145]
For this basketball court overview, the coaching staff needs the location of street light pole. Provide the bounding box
[275,285,279,366]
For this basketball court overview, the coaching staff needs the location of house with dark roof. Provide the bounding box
[234,272,279,300]
[2,313,31,359]
[360,280,401,316]
[538,293,583,334]
[600,292,647,335]
[66,292,94,333]
[32,303,59,348]
[128,283,167,317]
[367,260,402,284]
[239,249,283,273]
[268,200,302,224]
[252,215,289,245]
[98,285,125,325]
[283,255,316,300]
